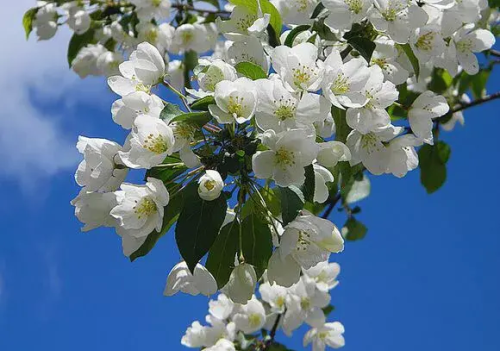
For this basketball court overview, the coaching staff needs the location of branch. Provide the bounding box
[449,91,500,115]
[321,193,342,219]
[489,49,500,58]
[263,314,282,350]
[171,4,231,15]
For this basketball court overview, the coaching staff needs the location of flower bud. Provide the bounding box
[224,263,257,304]
[198,170,224,201]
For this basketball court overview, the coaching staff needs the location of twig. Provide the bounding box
[262,313,282,350]
[448,91,500,115]
[321,193,342,219]
[162,80,191,112]
[489,49,500,58]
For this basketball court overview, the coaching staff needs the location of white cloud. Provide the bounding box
[0,0,107,185]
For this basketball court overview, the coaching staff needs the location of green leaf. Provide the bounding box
[418,141,451,194]
[279,186,304,226]
[241,213,273,278]
[160,103,184,124]
[130,186,185,261]
[235,61,268,80]
[284,24,311,47]
[310,2,326,19]
[470,69,491,99]
[312,18,337,41]
[206,221,240,288]
[190,96,215,111]
[67,29,96,66]
[229,0,282,44]
[241,187,281,219]
[175,183,228,273]
[322,304,335,316]
[171,111,212,127]
[343,217,367,241]
[145,156,188,183]
[398,43,420,79]
[302,165,315,203]
[347,37,376,63]
[23,8,38,40]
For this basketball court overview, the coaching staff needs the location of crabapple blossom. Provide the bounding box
[316,141,352,169]
[345,65,398,134]
[304,321,346,350]
[323,0,371,31]
[271,42,323,92]
[268,212,344,287]
[254,77,330,132]
[321,50,370,109]
[198,170,224,201]
[111,92,164,130]
[164,261,218,297]
[71,190,118,232]
[119,115,175,169]
[209,78,258,124]
[110,177,169,239]
[224,264,258,304]
[408,90,450,144]
[75,136,127,192]
[252,129,318,187]
[232,296,267,333]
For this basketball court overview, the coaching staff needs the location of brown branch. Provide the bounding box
[449,91,500,115]
[321,193,342,219]
[262,314,282,350]
[489,49,500,58]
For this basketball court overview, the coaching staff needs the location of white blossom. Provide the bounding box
[345,65,398,134]
[303,322,346,350]
[271,43,323,92]
[75,136,127,192]
[164,262,218,297]
[224,264,257,304]
[119,115,175,169]
[71,190,118,232]
[110,177,169,238]
[321,50,370,109]
[198,170,224,201]
[268,212,344,287]
[255,77,330,132]
[252,129,318,187]
[408,90,449,144]
[209,78,258,124]
[232,296,266,333]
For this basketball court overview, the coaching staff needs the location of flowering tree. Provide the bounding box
[23,0,500,350]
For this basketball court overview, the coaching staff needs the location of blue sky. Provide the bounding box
[1,2,500,350]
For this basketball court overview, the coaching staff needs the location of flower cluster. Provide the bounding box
[24,0,500,349]
[178,261,344,351]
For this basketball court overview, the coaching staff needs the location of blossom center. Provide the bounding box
[300,297,311,310]
[415,32,436,52]
[274,148,295,168]
[345,0,363,14]
[143,133,170,154]
[274,102,296,121]
[204,180,216,191]
[152,0,162,7]
[134,197,157,219]
[292,63,316,89]
[145,29,158,44]
[332,72,350,94]
[248,314,262,327]
[228,96,246,117]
